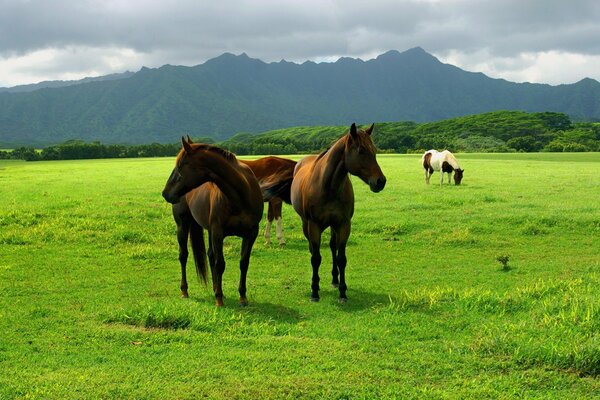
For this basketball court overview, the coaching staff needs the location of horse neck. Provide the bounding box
[201,153,250,208]
[316,137,349,192]
[445,154,460,170]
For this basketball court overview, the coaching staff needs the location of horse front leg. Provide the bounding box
[174,209,191,298]
[303,219,323,302]
[239,227,258,306]
[333,223,351,303]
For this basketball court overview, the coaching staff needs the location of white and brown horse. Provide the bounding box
[422,149,464,185]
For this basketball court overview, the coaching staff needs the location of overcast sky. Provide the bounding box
[1,0,599,87]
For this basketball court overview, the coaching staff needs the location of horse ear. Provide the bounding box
[181,136,193,154]
[349,123,358,139]
[186,135,193,144]
[365,123,375,135]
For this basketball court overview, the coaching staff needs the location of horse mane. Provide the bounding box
[442,150,461,169]
[316,146,330,161]
[176,143,237,164]
[316,126,377,161]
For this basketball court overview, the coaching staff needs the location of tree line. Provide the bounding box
[2,111,598,161]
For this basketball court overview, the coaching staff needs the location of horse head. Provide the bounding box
[162,136,214,203]
[344,123,386,192]
[454,168,464,185]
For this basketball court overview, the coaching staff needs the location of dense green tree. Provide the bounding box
[7,111,599,161]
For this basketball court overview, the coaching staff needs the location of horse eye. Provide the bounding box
[175,165,184,178]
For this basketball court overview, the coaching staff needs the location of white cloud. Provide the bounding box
[437,49,600,85]
[0,47,150,86]
[0,0,599,86]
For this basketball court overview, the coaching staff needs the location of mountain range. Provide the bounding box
[1,47,599,146]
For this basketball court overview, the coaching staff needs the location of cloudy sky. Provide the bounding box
[1,0,599,87]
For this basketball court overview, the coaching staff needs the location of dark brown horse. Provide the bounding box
[240,156,297,246]
[162,137,264,307]
[290,123,386,302]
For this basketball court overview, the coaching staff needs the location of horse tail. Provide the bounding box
[189,219,208,285]
[262,177,294,204]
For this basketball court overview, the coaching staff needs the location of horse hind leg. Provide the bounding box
[264,201,274,245]
[209,232,226,307]
[272,199,285,246]
[425,167,434,184]
[330,230,339,288]
[303,219,323,302]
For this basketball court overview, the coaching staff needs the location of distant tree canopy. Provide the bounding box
[218,111,598,155]
[2,111,598,161]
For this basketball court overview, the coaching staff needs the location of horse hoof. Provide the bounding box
[278,242,286,247]
[331,283,339,289]
[181,292,189,299]
[215,299,224,307]
[240,298,248,307]
[339,297,348,304]
[310,296,320,302]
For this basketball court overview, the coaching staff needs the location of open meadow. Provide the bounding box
[0,153,598,399]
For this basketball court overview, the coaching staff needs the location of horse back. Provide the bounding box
[241,157,296,182]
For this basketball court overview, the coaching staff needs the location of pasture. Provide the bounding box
[0,153,598,399]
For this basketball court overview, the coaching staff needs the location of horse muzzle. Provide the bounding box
[162,189,181,204]
[369,176,387,193]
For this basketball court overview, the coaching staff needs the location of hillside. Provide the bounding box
[1,48,600,147]
[220,111,599,154]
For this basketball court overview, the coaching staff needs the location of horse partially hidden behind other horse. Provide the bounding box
[285,123,386,302]
[162,137,263,307]
[240,157,297,246]
[422,149,464,185]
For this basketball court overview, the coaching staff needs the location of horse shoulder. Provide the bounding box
[294,155,316,175]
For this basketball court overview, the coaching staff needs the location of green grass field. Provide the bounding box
[1,153,598,399]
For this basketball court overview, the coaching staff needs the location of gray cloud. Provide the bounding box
[1,0,599,85]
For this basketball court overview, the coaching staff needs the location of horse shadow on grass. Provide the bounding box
[190,296,303,325]
[240,301,304,325]
[310,286,393,313]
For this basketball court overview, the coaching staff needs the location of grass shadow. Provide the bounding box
[239,301,304,325]
[318,287,393,312]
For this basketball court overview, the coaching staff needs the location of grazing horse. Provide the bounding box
[240,157,297,246]
[289,123,386,302]
[162,137,264,307]
[422,149,464,185]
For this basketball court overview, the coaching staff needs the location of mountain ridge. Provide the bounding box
[1,48,599,146]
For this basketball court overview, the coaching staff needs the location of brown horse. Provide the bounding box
[290,123,386,302]
[162,137,264,307]
[240,156,297,246]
